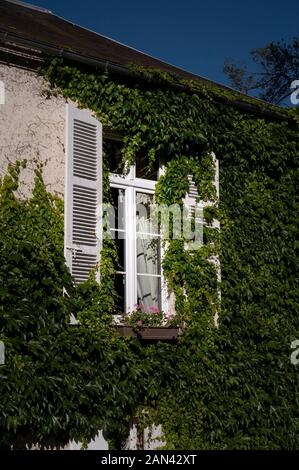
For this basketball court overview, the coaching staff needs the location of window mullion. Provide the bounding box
[125,186,136,312]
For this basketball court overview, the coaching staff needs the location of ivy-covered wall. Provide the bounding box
[0,57,298,449]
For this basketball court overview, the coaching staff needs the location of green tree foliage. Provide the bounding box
[224,37,299,104]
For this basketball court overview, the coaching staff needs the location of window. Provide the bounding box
[65,107,214,320]
[64,107,165,315]
[109,163,164,314]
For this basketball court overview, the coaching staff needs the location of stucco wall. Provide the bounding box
[0,63,65,198]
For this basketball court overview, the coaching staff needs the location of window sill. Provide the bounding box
[116,325,180,342]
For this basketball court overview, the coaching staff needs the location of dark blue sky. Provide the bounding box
[21,0,299,87]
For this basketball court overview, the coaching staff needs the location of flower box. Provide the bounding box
[116,325,180,342]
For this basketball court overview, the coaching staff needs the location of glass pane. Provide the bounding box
[104,139,125,174]
[136,192,154,233]
[115,237,125,272]
[137,275,161,311]
[115,273,126,314]
[135,148,159,180]
[136,236,160,275]
[110,187,125,231]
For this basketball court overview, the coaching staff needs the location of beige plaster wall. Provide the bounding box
[0,63,66,198]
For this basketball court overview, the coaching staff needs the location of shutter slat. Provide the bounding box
[74,119,97,131]
[65,104,102,284]
[187,174,199,199]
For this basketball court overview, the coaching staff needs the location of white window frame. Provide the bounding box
[109,165,167,313]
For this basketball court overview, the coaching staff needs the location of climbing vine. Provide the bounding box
[0,162,177,449]
[0,56,298,449]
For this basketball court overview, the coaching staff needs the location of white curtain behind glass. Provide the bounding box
[136,193,161,310]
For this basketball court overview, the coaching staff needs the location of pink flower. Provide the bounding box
[148,306,159,313]
[136,320,142,326]
[134,304,143,310]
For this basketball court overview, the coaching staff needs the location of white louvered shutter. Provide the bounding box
[65,104,102,284]
[183,174,203,250]
[185,174,199,222]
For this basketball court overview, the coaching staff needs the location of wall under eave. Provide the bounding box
[0,63,65,198]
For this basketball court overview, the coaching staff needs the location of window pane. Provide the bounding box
[104,139,125,174]
[110,187,125,231]
[115,273,126,314]
[137,275,161,311]
[136,236,160,275]
[115,237,125,272]
[135,148,159,180]
[136,192,155,233]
